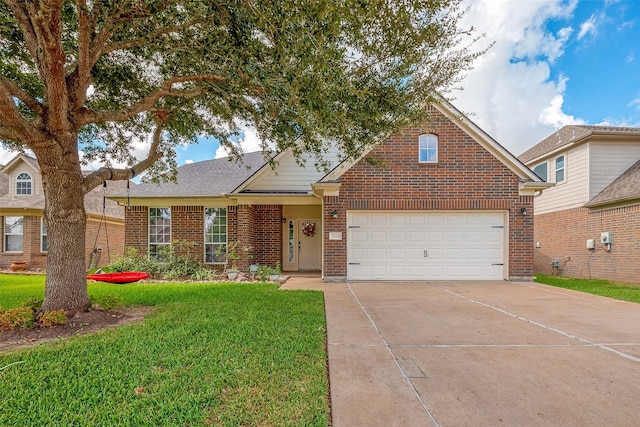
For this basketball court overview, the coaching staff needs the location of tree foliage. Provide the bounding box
[1,0,482,182]
[0,0,483,311]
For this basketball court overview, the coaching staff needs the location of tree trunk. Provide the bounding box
[40,147,91,314]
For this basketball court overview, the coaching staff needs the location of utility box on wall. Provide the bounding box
[601,232,612,244]
[586,239,595,249]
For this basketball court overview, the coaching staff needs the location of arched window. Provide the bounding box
[418,134,438,163]
[16,172,32,195]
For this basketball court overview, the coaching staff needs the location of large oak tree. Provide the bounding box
[0,0,483,312]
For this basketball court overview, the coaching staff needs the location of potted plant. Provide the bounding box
[269,261,281,281]
[216,242,253,280]
[216,242,239,279]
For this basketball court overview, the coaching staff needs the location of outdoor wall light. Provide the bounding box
[520,207,527,216]
[332,210,338,219]
[281,217,287,223]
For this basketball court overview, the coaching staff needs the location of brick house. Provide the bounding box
[519,125,640,284]
[0,154,126,270]
[112,101,548,282]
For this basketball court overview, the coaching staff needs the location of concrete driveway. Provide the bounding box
[283,279,640,426]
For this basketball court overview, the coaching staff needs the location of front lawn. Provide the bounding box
[0,275,329,426]
[535,274,640,304]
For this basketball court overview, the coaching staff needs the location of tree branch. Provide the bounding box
[0,77,45,117]
[0,80,44,143]
[103,21,201,54]
[3,1,40,65]
[23,0,69,133]
[78,75,222,125]
[82,114,167,193]
[72,0,92,110]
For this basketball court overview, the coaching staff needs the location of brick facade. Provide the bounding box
[125,204,282,272]
[322,106,534,280]
[0,214,124,270]
[534,205,640,284]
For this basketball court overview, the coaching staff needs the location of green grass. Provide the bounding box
[535,274,640,303]
[0,275,329,426]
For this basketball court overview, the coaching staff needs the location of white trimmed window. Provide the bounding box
[16,172,32,195]
[419,134,438,163]
[555,155,565,183]
[4,216,23,252]
[532,162,548,181]
[41,218,48,252]
[149,208,171,258]
[204,208,227,263]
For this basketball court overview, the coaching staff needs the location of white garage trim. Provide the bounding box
[347,211,508,281]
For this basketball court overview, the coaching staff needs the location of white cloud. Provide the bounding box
[628,98,640,110]
[455,0,585,155]
[577,14,599,40]
[0,147,19,165]
[184,159,194,164]
[214,123,266,159]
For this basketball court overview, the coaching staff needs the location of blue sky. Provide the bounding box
[454,0,640,155]
[2,0,639,167]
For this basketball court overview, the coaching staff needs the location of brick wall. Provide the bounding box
[85,219,125,268]
[323,106,532,280]
[0,214,124,270]
[172,206,205,259]
[233,204,282,268]
[125,206,148,254]
[534,205,640,284]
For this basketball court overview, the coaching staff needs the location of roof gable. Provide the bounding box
[322,100,545,186]
[1,154,40,175]
[233,144,342,194]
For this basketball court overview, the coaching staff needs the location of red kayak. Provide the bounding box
[86,272,149,284]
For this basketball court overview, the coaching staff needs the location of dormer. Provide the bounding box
[1,154,42,200]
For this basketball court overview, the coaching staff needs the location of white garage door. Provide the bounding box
[347,211,505,281]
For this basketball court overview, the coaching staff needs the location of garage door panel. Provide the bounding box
[407,230,425,242]
[369,248,387,260]
[389,248,406,260]
[370,215,387,226]
[351,230,369,243]
[347,212,505,281]
[370,231,387,243]
[389,231,406,242]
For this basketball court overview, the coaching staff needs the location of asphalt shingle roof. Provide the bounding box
[126,151,266,197]
[519,125,640,164]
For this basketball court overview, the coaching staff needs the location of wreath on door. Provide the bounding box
[302,222,316,237]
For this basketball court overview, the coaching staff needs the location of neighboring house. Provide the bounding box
[0,154,126,270]
[519,125,640,284]
[111,102,549,282]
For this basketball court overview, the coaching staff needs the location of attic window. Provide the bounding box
[418,134,438,163]
[16,172,32,195]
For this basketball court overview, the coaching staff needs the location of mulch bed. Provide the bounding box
[0,306,153,353]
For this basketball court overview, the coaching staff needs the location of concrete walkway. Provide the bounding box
[282,278,640,427]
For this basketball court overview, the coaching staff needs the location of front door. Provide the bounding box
[283,219,322,271]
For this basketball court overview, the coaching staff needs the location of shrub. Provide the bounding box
[38,309,67,327]
[108,243,216,281]
[0,306,35,329]
[23,297,44,311]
